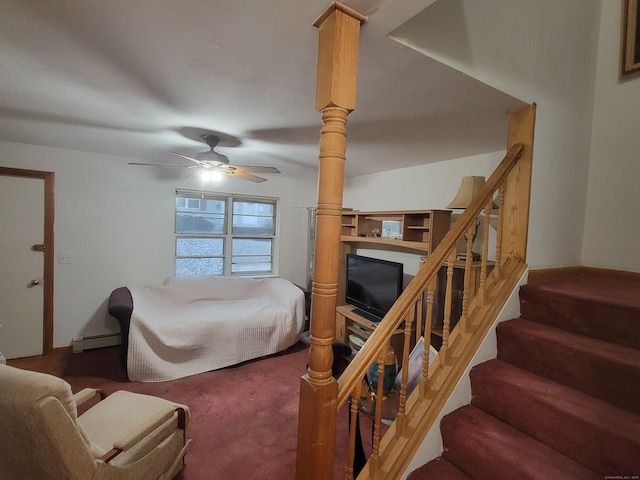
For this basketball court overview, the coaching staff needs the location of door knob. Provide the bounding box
[29,279,41,287]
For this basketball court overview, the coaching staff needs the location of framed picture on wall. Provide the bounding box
[621,0,640,78]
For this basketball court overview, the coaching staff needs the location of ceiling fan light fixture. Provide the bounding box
[200,170,223,182]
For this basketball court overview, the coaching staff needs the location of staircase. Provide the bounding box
[408,270,640,479]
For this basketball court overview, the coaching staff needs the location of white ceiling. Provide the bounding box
[0,0,525,181]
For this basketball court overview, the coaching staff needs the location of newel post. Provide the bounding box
[296,4,366,479]
[499,103,536,264]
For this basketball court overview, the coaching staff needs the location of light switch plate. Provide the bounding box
[58,251,74,264]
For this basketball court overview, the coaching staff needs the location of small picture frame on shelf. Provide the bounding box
[381,220,402,239]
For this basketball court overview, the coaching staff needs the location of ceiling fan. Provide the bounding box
[128,134,281,183]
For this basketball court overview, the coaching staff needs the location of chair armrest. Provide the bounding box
[107,286,134,370]
[74,388,107,406]
[99,407,184,463]
[107,287,133,320]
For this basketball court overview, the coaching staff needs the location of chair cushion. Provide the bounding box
[79,390,190,457]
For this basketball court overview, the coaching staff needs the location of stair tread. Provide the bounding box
[441,405,601,480]
[497,318,640,414]
[471,359,640,474]
[407,457,471,480]
[522,272,640,309]
[501,317,640,362]
[519,279,640,349]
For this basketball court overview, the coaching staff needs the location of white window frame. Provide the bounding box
[175,189,279,277]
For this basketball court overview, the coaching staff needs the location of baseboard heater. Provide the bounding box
[72,333,121,353]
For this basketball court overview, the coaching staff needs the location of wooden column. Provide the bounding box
[296,4,366,479]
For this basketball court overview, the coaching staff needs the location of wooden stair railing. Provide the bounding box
[295,5,536,475]
[331,103,536,480]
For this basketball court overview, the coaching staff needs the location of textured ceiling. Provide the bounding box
[0,0,525,181]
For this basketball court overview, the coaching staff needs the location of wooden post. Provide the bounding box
[296,4,366,479]
[500,104,536,264]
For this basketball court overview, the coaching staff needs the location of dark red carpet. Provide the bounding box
[64,342,313,479]
[409,270,640,479]
[64,341,360,479]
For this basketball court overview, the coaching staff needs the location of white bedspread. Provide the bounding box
[127,276,305,382]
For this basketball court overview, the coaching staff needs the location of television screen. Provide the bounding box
[346,254,403,322]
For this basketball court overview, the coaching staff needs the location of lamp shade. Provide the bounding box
[447,176,487,209]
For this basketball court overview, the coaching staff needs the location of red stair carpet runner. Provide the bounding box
[408,270,640,480]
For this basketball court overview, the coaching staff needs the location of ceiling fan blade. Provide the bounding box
[229,165,281,174]
[224,169,267,183]
[128,162,194,168]
[171,152,205,166]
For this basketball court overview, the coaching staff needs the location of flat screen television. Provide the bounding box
[345,253,404,322]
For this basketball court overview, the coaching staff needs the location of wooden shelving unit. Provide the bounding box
[335,208,452,359]
[339,209,451,253]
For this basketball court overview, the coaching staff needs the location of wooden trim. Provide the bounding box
[528,266,640,284]
[313,2,367,28]
[0,167,55,356]
[43,173,55,354]
[621,0,640,79]
[6,346,71,377]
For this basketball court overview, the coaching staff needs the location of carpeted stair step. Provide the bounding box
[470,359,640,475]
[497,318,640,414]
[519,279,640,350]
[407,457,472,480]
[439,405,601,480]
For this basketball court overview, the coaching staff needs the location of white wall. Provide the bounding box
[582,1,640,272]
[0,140,317,347]
[388,0,603,269]
[343,151,503,274]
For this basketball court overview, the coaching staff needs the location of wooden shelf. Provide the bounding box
[340,235,431,253]
[340,209,450,248]
[336,305,405,359]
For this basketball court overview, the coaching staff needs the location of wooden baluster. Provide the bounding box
[345,381,362,480]
[420,276,436,397]
[415,294,423,344]
[396,308,415,434]
[415,256,427,342]
[495,183,506,271]
[440,252,456,364]
[369,346,388,479]
[460,221,476,333]
[479,199,493,305]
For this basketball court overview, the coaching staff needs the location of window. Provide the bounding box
[175,190,278,276]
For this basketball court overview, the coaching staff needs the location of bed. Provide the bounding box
[108,276,306,382]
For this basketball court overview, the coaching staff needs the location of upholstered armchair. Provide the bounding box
[0,364,190,480]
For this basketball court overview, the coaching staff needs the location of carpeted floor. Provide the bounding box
[64,342,312,479]
[63,341,361,480]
